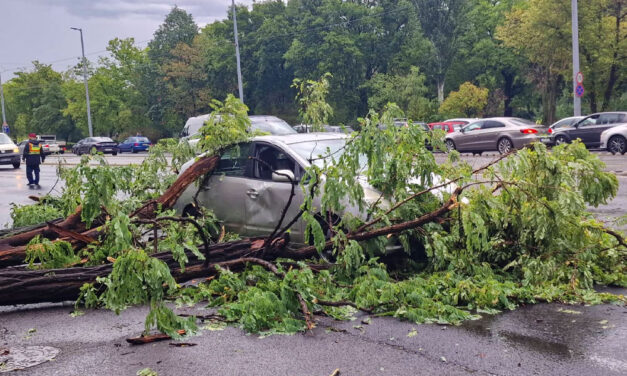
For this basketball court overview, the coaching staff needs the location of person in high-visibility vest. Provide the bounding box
[22,133,45,187]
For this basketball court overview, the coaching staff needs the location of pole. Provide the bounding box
[571,0,581,116]
[72,27,93,137]
[232,0,244,104]
[0,71,7,125]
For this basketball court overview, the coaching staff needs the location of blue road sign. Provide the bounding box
[575,83,585,98]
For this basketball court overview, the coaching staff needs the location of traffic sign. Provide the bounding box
[576,71,584,84]
[575,83,585,97]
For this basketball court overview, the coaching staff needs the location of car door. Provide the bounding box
[120,138,132,152]
[457,121,486,151]
[243,142,305,241]
[569,115,599,146]
[587,114,623,147]
[196,143,252,235]
[475,120,507,150]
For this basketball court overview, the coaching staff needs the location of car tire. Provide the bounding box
[554,135,568,146]
[112,152,118,156]
[445,139,456,152]
[12,162,20,169]
[497,137,514,154]
[132,149,138,154]
[608,135,627,155]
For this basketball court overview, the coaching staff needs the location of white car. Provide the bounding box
[599,123,627,155]
[0,133,20,169]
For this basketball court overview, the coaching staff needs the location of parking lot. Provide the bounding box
[1,151,626,375]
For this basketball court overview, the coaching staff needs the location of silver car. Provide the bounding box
[445,117,547,154]
[174,133,393,246]
[599,123,627,155]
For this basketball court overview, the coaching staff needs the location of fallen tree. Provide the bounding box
[1,95,625,338]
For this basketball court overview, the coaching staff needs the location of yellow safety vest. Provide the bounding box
[28,142,41,154]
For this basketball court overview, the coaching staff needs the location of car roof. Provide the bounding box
[252,132,348,145]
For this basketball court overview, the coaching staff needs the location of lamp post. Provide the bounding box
[70,27,93,137]
[571,0,581,116]
[0,71,7,126]
[232,0,244,104]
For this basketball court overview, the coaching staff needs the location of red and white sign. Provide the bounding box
[576,71,584,84]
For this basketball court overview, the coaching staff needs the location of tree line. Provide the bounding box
[1,0,625,142]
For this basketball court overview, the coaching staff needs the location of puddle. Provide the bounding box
[0,346,60,372]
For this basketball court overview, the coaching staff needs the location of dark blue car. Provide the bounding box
[118,136,152,153]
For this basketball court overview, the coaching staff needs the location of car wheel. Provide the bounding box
[112,152,118,156]
[554,135,568,146]
[608,135,626,155]
[132,148,138,154]
[445,139,456,152]
[12,162,20,169]
[91,146,97,154]
[497,138,513,154]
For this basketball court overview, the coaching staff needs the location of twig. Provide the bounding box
[316,299,374,314]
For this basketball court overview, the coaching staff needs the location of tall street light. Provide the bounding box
[232,0,244,104]
[71,27,93,137]
[571,0,581,116]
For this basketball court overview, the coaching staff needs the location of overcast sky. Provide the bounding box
[0,0,254,80]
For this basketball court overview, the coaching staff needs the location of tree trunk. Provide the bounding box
[602,0,622,111]
[0,155,220,268]
[437,78,445,103]
[0,238,278,306]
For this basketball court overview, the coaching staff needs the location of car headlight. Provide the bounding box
[13,148,19,153]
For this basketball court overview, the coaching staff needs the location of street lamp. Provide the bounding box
[70,27,93,137]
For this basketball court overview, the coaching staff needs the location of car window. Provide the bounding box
[432,124,443,131]
[253,144,296,181]
[578,115,599,127]
[598,113,622,124]
[250,118,296,135]
[215,143,251,177]
[464,121,484,131]
[484,121,506,129]
[0,133,13,144]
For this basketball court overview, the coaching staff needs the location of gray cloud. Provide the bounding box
[26,0,239,21]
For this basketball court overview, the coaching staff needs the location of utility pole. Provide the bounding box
[571,0,581,116]
[232,0,244,104]
[71,27,94,137]
[0,71,7,126]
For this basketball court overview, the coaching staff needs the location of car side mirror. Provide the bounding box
[272,169,296,183]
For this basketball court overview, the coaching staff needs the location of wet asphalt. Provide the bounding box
[0,151,626,375]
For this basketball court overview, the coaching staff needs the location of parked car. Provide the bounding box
[428,121,465,133]
[73,137,119,156]
[443,118,479,125]
[546,116,584,136]
[118,136,152,153]
[293,124,355,133]
[174,133,459,249]
[0,133,21,169]
[599,123,627,155]
[445,117,547,154]
[181,114,296,139]
[548,112,627,148]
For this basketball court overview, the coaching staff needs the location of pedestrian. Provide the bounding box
[22,133,45,188]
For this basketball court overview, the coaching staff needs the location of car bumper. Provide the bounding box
[513,135,546,149]
[0,153,21,164]
[97,147,118,154]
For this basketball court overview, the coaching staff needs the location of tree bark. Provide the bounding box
[0,155,220,268]
[0,237,279,306]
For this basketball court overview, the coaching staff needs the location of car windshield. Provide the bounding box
[136,137,150,142]
[289,138,367,168]
[0,134,13,144]
[510,118,536,126]
[93,137,114,142]
[250,118,296,135]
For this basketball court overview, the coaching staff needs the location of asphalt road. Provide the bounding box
[1,151,626,375]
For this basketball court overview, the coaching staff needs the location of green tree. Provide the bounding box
[439,82,489,117]
[410,0,470,102]
[364,66,436,121]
